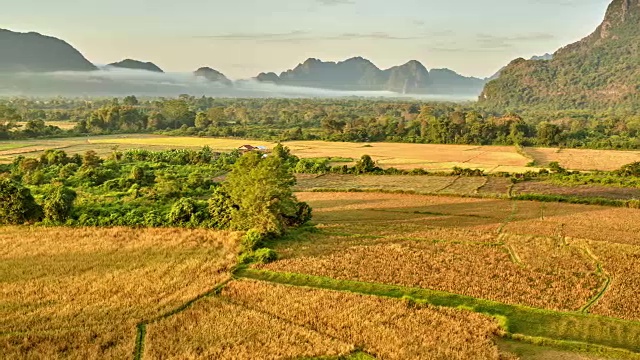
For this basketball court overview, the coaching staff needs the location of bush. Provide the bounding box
[241,229,266,252]
[286,202,313,227]
[240,248,278,264]
[168,198,198,225]
[253,248,278,264]
[208,187,234,229]
[0,178,43,224]
[43,185,77,223]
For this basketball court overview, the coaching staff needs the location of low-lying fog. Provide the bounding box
[0,68,476,101]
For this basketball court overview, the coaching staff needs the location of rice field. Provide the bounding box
[145,278,505,359]
[216,280,503,360]
[524,147,640,171]
[2,134,639,172]
[0,227,240,359]
[262,192,640,317]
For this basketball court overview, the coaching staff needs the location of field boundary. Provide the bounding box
[235,268,640,357]
[132,278,232,360]
[577,244,612,314]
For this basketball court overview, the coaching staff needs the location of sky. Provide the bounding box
[1,0,612,79]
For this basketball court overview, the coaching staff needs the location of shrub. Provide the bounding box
[0,178,43,224]
[43,185,77,223]
[168,198,198,225]
[253,248,278,264]
[286,202,313,227]
[208,187,234,229]
[241,229,266,252]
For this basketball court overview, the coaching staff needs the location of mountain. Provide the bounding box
[255,57,483,95]
[194,67,232,85]
[480,0,640,109]
[488,53,553,81]
[108,59,164,73]
[530,53,553,61]
[429,68,486,95]
[0,29,97,73]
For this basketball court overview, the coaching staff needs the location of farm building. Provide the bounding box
[238,145,270,153]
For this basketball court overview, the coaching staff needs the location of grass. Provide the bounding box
[236,268,640,357]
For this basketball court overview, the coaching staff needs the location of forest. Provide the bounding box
[2,96,640,149]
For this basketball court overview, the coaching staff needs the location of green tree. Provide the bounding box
[82,150,102,168]
[0,179,43,224]
[223,151,298,234]
[43,185,77,223]
[123,95,139,106]
[354,155,379,174]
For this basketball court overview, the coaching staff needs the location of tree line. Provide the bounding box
[2,97,640,149]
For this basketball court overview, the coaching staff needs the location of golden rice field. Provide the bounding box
[263,192,640,319]
[216,280,504,360]
[575,240,640,322]
[524,147,640,171]
[16,120,78,130]
[144,294,354,359]
[0,227,240,359]
[1,134,636,172]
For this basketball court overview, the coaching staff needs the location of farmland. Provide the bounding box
[0,227,239,359]
[2,138,640,359]
[146,279,504,360]
[2,134,639,172]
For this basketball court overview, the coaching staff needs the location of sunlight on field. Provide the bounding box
[15,121,77,130]
[525,147,640,171]
[2,134,639,172]
[264,192,640,320]
[0,227,239,358]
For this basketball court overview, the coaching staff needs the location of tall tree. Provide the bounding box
[223,151,297,234]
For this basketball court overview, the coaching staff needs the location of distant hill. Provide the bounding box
[108,59,164,73]
[488,54,553,81]
[0,29,97,73]
[194,67,232,86]
[256,57,484,95]
[480,0,640,109]
[429,68,486,95]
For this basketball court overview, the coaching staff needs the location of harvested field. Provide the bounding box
[262,240,600,311]
[513,181,640,201]
[16,120,77,130]
[295,174,457,193]
[524,147,640,171]
[578,240,640,322]
[503,202,640,246]
[478,177,512,196]
[219,279,504,360]
[3,135,640,172]
[263,192,640,312]
[0,227,239,359]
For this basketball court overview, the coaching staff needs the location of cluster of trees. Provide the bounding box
[2,97,640,149]
[0,146,311,237]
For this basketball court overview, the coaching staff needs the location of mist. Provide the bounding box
[0,68,476,101]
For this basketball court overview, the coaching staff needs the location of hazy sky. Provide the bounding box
[2,0,612,79]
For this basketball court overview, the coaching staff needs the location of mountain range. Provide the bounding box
[480,0,640,109]
[1,0,633,105]
[0,28,485,96]
[256,57,485,95]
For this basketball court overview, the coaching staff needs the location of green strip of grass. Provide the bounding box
[236,268,640,358]
[303,352,376,360]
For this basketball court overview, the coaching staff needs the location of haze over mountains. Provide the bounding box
[256,57,485,95]
[0,0,634,106]
[0,28,486,98]
[481,0,640,109]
